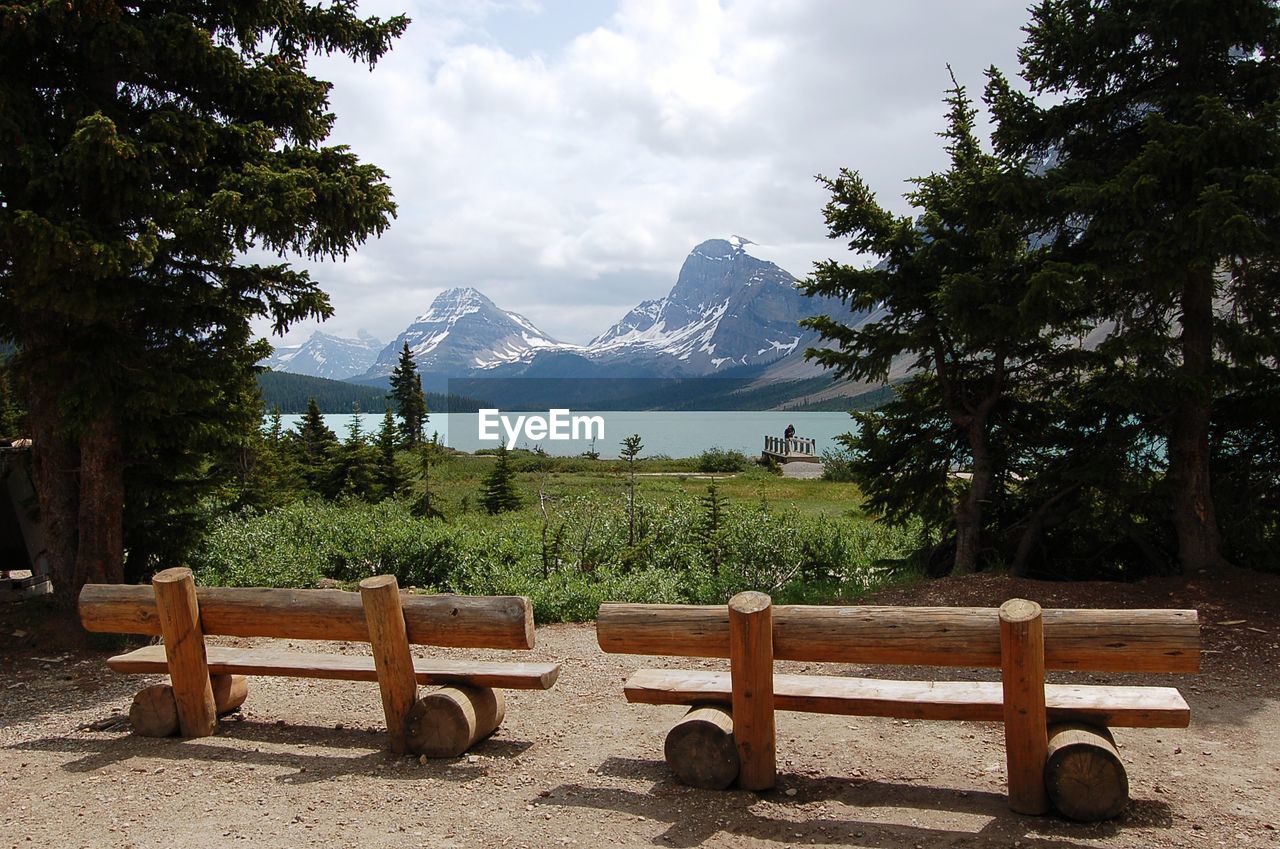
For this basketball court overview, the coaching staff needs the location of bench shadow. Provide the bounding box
[0,651,155,729]
[547,759,1173,849]
[9,719,534,785]
[213,716,533,759]
[594,755,671,782]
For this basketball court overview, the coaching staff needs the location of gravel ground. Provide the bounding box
[780,462,824,480]
[1,568,1276,849]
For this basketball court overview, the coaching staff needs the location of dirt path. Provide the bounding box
[1,569,1276,849]
[780,462,824,479]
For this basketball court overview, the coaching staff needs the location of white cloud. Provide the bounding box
[259,0,1032,348]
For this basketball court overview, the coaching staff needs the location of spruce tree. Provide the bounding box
[0,2,406,598]
[620,434,644,546]
[699,479,725,536]
[697,479,727,569]
[480,443,521,514]
[987,0,1280,572]
[261,404,305,503]
[267,407,287,449]
[388,343,428,448]
[227,403,288,512]
[803,74,1064,573]
[338,403,378,500]
[375,405,404,499]
[412,437,445,519]
[296,398,339,497]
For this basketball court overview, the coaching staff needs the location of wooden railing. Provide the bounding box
[763,436,816,457]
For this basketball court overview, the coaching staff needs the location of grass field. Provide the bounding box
[428,450,865,518]
[193,448,923,622]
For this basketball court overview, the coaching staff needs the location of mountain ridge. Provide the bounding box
[260,330,382,380]
[262,237,884,408]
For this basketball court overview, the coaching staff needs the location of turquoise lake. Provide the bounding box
[279,410,859,459]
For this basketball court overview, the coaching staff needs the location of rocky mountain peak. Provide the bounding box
[259,329,383,380]
[365,287,570,378]
[413,287,494,323]
[665,237,792,309]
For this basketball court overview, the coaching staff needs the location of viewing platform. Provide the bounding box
[762,435,820,464]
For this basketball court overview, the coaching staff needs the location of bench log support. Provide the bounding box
[130,683,180,737]
[360,575,419,754]
[1000,598,1050,815]
[407,685,505,758]
[1045,722,1129,821]
[152,567,217,738]
[664,705,739,790]
[130,674,250,738]
[729,591,776,791]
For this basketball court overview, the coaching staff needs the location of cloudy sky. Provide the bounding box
[261,0,1036,348]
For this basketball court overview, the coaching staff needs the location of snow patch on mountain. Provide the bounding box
[758,336,801,357]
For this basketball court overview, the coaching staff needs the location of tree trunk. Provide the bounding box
[74,414,125,591]
[953,424,995,574]
[17,355,81,605]
[1010,483,1082,578]
[1168,269,1226,573]
[1010,510,1048,580]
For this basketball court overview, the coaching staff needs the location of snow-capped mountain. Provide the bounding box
[364,287,574,378]
[261,330,383,380]
[584,236,843,375]
[354,238,857,386]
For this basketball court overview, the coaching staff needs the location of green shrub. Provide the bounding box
[697,446,749,473]
[821,444,858,482]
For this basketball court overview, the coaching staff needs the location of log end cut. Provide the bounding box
[664,704,739,790]
[1045,723,1129,822]
[130,684,180,737]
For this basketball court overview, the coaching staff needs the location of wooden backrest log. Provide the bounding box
[80,583,536,650]
[596,602,1199,673]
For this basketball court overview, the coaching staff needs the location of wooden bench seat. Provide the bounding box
[597,592,1199,821]
[81,569,558,757]
[623,668,1190,728]
[110,644,561,690]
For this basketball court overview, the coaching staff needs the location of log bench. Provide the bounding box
[597,591,1199,821]
[79,568,560,757]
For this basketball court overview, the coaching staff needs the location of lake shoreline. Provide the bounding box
[273,410,858,460]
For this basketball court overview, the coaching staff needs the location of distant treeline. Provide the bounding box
[782,383,897,413]
[257,370,488,414]
[446,370,887,413]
